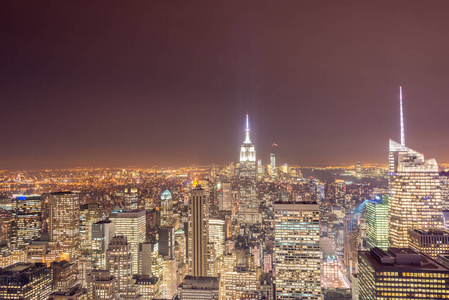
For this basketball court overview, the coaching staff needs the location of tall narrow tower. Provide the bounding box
[188,181,209,276]
[400,86,405,146]
[388,87,444,247]
[237,113,259,224]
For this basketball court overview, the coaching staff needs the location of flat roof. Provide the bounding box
[360,251,449,272]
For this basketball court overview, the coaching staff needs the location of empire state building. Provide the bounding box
[236,113,260,224]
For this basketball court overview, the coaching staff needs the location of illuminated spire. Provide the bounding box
[244,112,252,144]
[400,86,405,146]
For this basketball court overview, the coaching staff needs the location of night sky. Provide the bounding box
[2,1,449,170]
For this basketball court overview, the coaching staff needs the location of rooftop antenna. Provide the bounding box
[400,86,405,146]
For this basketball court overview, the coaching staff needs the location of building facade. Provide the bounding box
[237,113,259,224]
[366,197,389,250]
[388,140,444,248]
[48,192,80,262]
[274,202,321,300]
[359,247,449,299]
[109,210,146,274]
[188,183,209,277]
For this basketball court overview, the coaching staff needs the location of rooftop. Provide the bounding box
[360,248,449,272]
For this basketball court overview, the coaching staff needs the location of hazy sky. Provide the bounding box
[2,1,449,169]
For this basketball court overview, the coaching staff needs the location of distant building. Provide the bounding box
[177,276,219,300]
[11,194,42,249]
[92,220,115,269]
[0,263,51,299]
[79,203,102,252]
[124,188,138,211]
[209,218,225,258]
[221,182,232,211]
[408,228,449,259]
[160,190,173,227]
[358,247,449,299]
[48,192,80,262]
[366,196,389,250]
[343,213,358,275]
[159,227,174,259]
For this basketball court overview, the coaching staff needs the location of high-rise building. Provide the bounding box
[79,203,102,252]
[366,196,389,250]
[343,213,359,275]
[270,153,276,172]
[388,139,444,248]
[274,202,321,300]
[159,226,174,259]
[91,220,115,270]
[188,181,209,277]
[355,162,362,178]
[209,218,225,259]
[221,182,232,212]
[0,263,51,299]
[177,276,219,300]
[48,192,80,262]
[109,210,146,274]
[11,194,42,249]
[358,247,449,300]
[408,228,449,260]
[160,190,173,227]
[106,235,133,296]
[87,269,116,300]
[138,241,156,276]
[257,159,263,174]
[124,187,138,211]
[237,113,259,224]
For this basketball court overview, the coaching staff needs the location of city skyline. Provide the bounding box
[3,1,449,169]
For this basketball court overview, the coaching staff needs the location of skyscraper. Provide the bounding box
[79,203,102,252]
[358,247,449,300]
[91,220,115,270]
[188,181,209,277]
[237,113,259,224]
[270,153,276,173]
[274,202,321,300]
[124,187,138,211]
[106,235,133,296]
[221,182,232,212]
[388,139,444,247]
[366,196,389,250]
[388,87,444,247]
[343,213,358,275]
[11,194,42,249]
[160,190,173,227]
[109,210,146,274]
[48,192,80,262]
